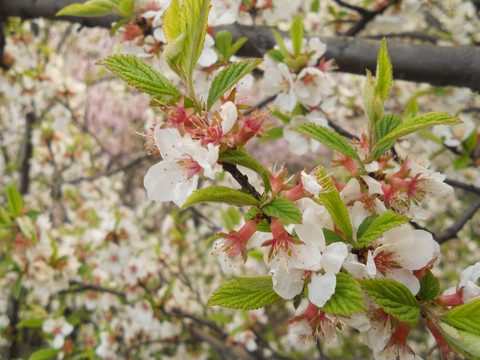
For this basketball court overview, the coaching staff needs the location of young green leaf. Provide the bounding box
[56,1,115,17]
[267,49,284,63]
[261,198,302,224]
[208,277,280,310]
[13,274,22,300]
[322,228,347,245]
[376,114,402,142]
[363,70,377,124]
[316,168,353,241]
[162,0,182,43]
[438,322,480,360]
[215,30,233,57]
[97,55,181,96]
[293,123,361,161]
[182,186,260,209]
[180,0,211,80]
[321,273,366,316]
[355,211,409,249]
[17,318,44,328]
[207,59,262,109]
[444,298,480,336]
[271,30,291,59]
[219,149,271,192]
[118,0,133,17]
[374,112,462,153]
[375,38,393,102]
[290,15,304,58]
[28,349,60,360]
[6,183,22,217]
[417,269,440,302]
[356,215,376,240]
[245,208,270,232]
[361,278,420,324]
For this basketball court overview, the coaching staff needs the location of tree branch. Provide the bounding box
[434,196,480,244]
[2,0,480,90]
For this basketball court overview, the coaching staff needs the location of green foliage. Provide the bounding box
[208,276,280,310]
[215,31,247,61]
[293,123,361,161]
[97,55,181,97]
[373,112,462,153]
[323,228,346,245]
[444,298,480,336]
[6,183,22,217]
[290,15,304,58]
[321,273,365,316]
[182,186,260,209]
[206,59,262,109]
[361,279,420,324]
[56,0,132,17]
[261,198,302,224]
[315,168,353,241]
[375,38,393,102]
[218,149,271,191]
[417,270,439,302]
[373,114,402,158]
[28,349,60,360]
[354,211,409,249]
[439,322,480,360]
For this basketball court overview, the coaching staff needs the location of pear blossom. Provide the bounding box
[263,58,297,112]
[365,224,439,295]
[42,317,74,349]
[294,67,332,108]
[144,126,221,207]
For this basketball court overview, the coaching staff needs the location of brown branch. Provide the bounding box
[222,162,262,200]
[434,196,480,244]
[57,281,126,299]
[2,0,480,90]
[444,178,480,195]
[20,111,36,194]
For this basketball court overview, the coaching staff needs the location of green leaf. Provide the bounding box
[402,97,418,121]
[208,276,280,310]
[356,215,376,240]
[375,38,393,102]
[118,0,133,17]
[376,114,402,142]
[363,70,377,124]
[98,55,181,97]
[228,37,248,59]
[180,0,211,79]
[417,270,439,302]
[316,168,353,241]
[438,322,480,360]
[6,183,22,217]
[361,278,420,324]
[267,49,284,63]
[182,186,260,209]
[219,149,271,192]
[463,129,477,153]
[56,1,115,17]
[444,298,480,336]
[162,0,182,43]
[16,216,37,243]
[207,59,262,109]
[452,153,471,169]
[110,18,129,36]
[259,126,284,143]
[245,208,270,232]
[215,30,233,57]
[310,0,320,12]
[374,112,462,153]
[13,274,22,300]
[322,228,346,245]
[17,318,43,328]
[290,15,304,58]
[261,198,302,224]
[28,349,59,360]
[322,273,365,316]
[271,29,291,59]
[355,210,409,248]
[293,123,361,161]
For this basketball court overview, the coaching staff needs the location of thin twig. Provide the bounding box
[58,281,126,299]
[222,162,262,200]
[434,196,480,244]
[244,94,277,116]
[444,178,480,195]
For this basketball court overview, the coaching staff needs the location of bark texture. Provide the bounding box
[1,0,480,90]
